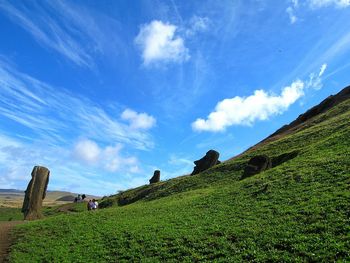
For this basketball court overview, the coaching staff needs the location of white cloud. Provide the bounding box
[308,0,350,8]
[121,109,156,130]
[192,65,327,132]
[286,0,349,25]
[73,139,139,173]
[102,144,139,173]
[135,20,189,65]
[286,0,300,24]
[192,80,304,132]
[286,7,298,24]
[319,63,327,76]
[186,16,210,36]
[307,63,328,89]
[73,139,101,163]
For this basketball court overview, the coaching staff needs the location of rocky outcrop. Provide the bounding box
[149,170,160,184]
[191,150,221,175]
[267,86,350,140]
[242,155,271,179]
[21,166,50,220]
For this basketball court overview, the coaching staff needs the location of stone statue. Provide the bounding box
[191,150,220,175]
[21,166,50,220]
[149,170,160,184]
[242,155,272,179]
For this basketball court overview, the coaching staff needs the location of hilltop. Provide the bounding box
[5,86,350,262]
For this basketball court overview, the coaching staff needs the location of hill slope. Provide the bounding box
[7,88,350,262]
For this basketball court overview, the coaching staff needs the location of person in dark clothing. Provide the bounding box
[87,200,93,211]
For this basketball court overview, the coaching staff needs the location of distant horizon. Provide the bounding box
[1,0,350,195]
[0,188,102,197]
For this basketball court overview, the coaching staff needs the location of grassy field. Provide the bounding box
[0,208,22,221]
[7,99,350,262]
[0,203,88,222]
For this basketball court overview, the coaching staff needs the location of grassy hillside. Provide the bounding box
[0,203,88,222]
[7,98,350,262]
[0,208,22,221]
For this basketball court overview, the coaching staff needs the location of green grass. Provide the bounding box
[8,99,350,262]
[0,202,88,222]
[0,208,22,221]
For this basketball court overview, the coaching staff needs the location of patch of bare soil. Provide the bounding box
[0,221,24,263]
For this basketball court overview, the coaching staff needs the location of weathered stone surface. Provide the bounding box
[191,150,221,175]
[149,170,160,184]
[266,86,350,141]
[271,151,299,168]
[21,166,50,220]
[242,155,271,179]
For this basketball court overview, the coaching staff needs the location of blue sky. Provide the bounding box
[0,0,350,195]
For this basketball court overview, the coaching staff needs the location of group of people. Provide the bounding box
[87,199,98,210]
[74,194,86,203]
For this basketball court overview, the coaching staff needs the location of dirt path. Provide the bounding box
[0,221,24,263]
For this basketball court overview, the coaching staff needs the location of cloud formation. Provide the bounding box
[186,16,211,36]
[73,139,101,164]
[0,1,122,68]
[121,109,156,130]
[192,64,327,132]
[0,134,140,194]
[0,59,152,193]
[286,6,298,24]
[286,0,349,24]
[0,59,156,150]
[73,139,139,173]
[135,20,189,65]
[308,0,350,8]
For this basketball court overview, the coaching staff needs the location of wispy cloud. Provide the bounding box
[307,63,327,89]
[321,31,350,62]
[286,0,349,24]
[286,0,299,24]
[192,65,327,132]
[308,0,350,9]
[168,154,193,166]
[0,58,157,194]
[0,59,156,150]
[286,6,298,24]
[185,16,211,36]
[0,1,122,68]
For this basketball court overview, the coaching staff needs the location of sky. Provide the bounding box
[0,0,350,196]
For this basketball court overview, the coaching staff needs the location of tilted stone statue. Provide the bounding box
[22,166,50,220]
[149,170,160,184]
[242,155,272,179]
[191,150,221,175]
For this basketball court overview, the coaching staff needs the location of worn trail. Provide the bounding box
[0,221,24,263]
